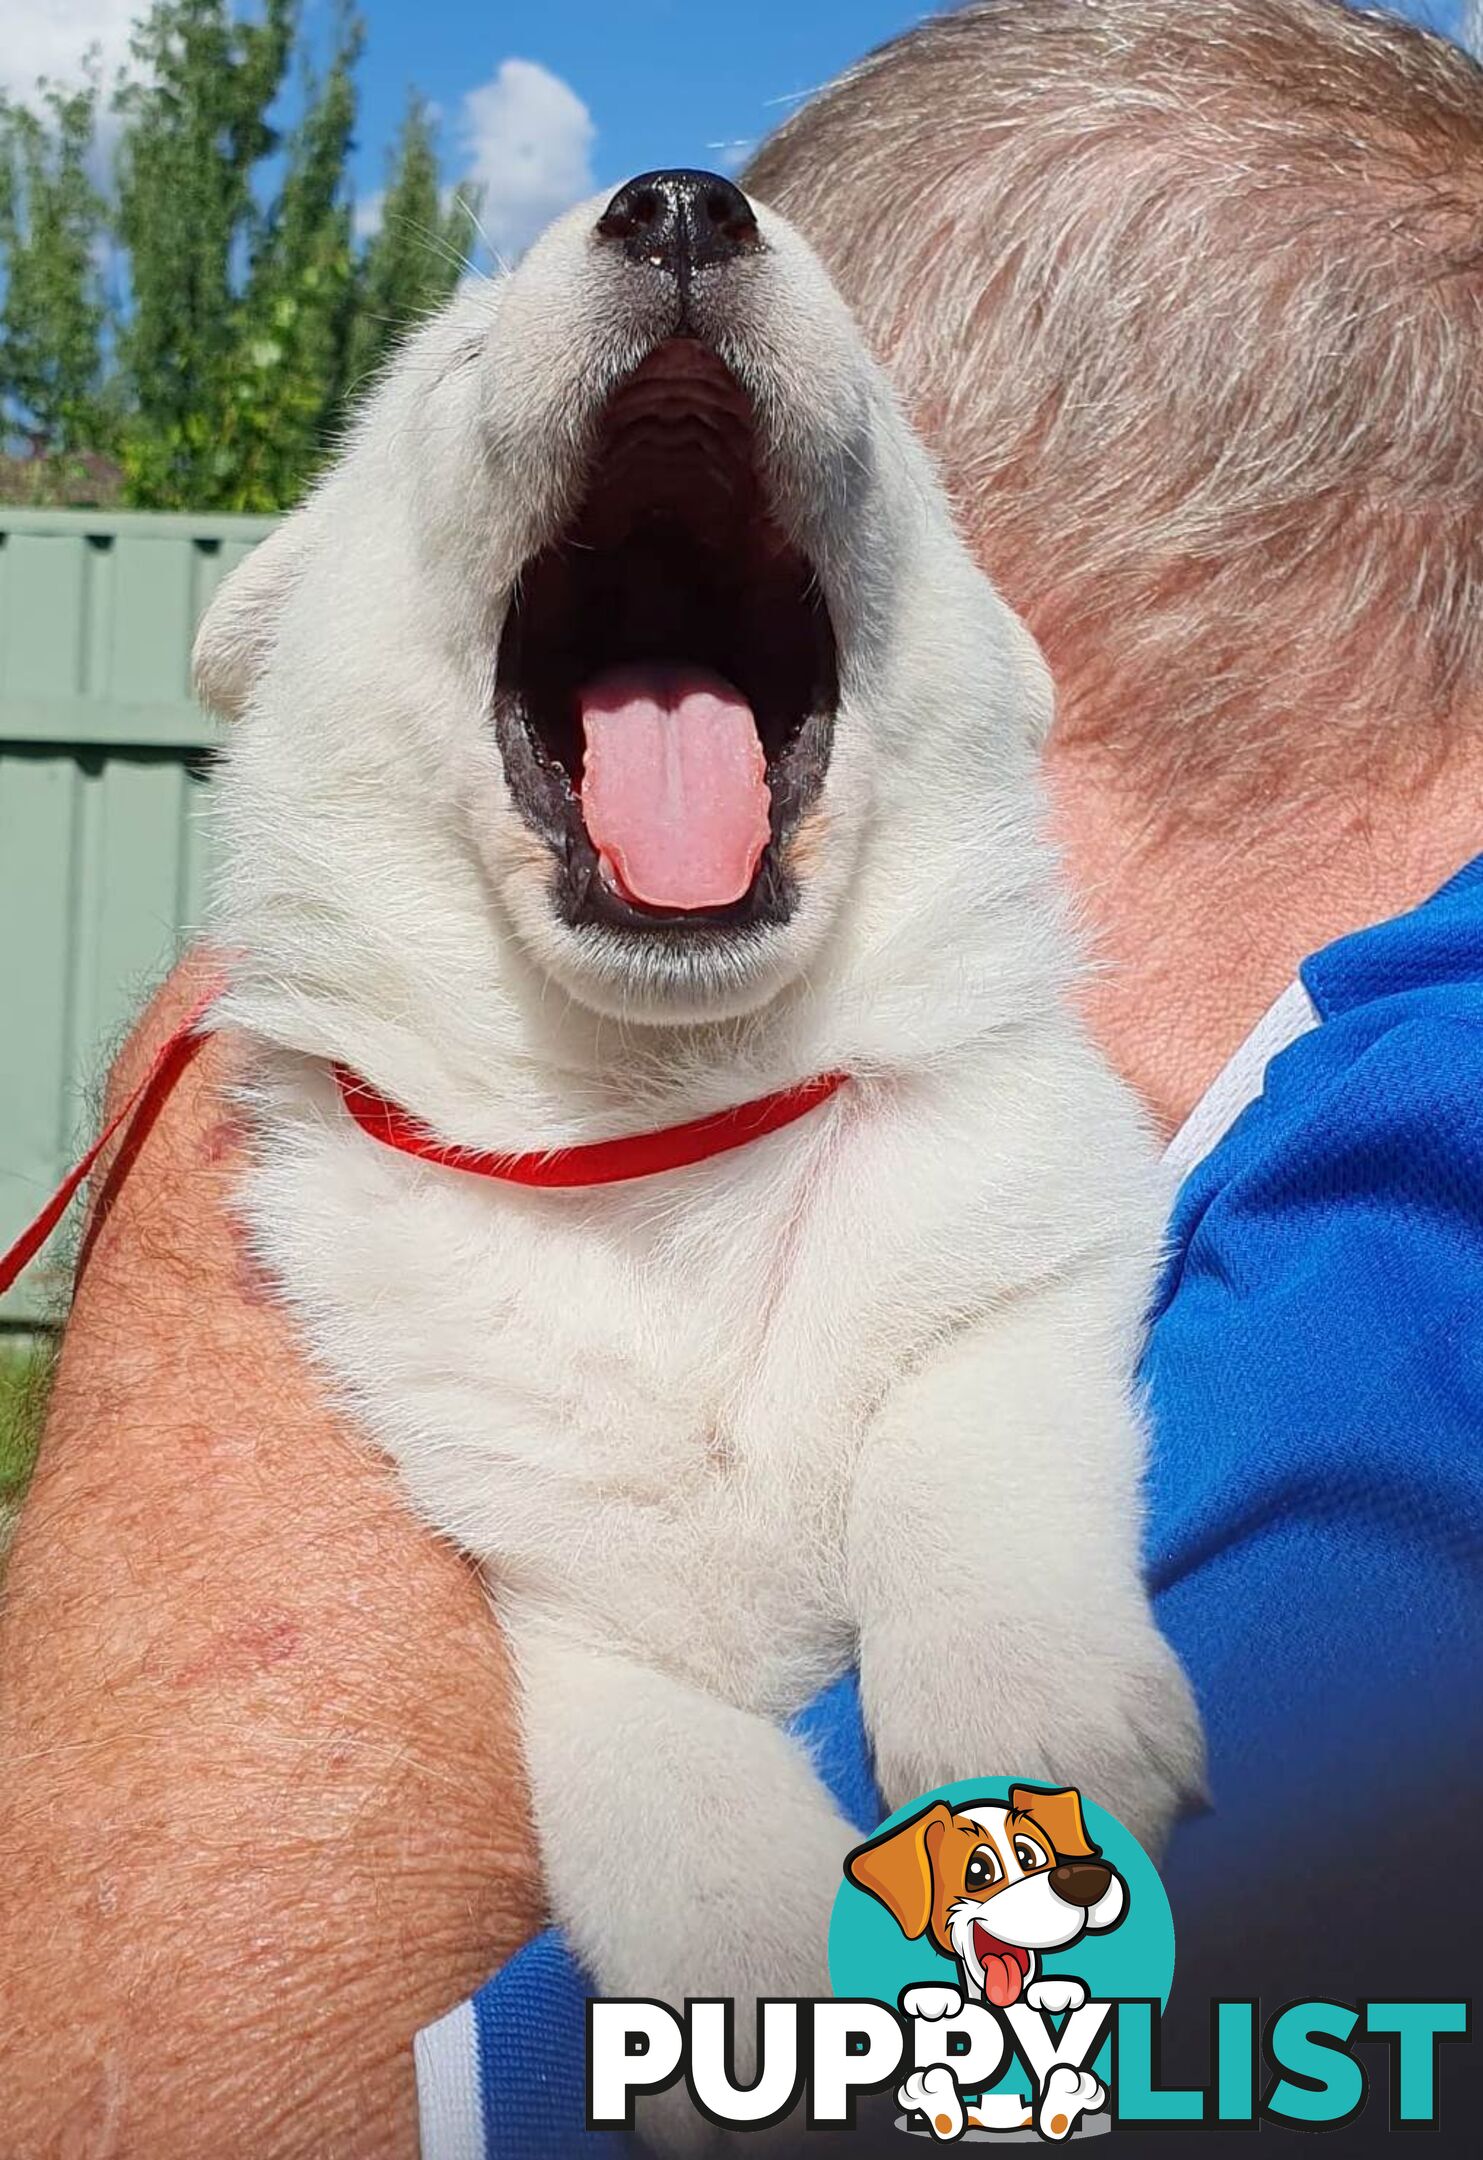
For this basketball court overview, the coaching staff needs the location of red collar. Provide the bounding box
[332,1063,848,1189]
[0,983,843,1303]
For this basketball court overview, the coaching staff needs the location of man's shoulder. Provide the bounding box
[1301,850,1483,1021]
[1143,853,1483,1563]
[1171,851,1483,1252]
[1143,864,1483,1854]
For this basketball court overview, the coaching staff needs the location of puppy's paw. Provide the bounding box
[1038,2064,1104,2140]
[1024,1976,1086,2015]
[898,2065,964,2139]
[901,1983,963,2022]
[1057,1621,1206,1858]
[635,2078,720,2158]
[869,1603,1205,1858]
[622,1830,840,2155]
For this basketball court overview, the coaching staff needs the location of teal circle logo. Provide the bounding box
[828,1779,1174,2137]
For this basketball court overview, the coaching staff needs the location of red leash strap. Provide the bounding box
[0,975,846,1298]
[333,1064,849,1188]
[0,980,222,1299]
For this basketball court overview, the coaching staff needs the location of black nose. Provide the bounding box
[1049,1862,1114,1909]
[596,169,760,280]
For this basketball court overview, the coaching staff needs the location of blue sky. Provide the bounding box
[350,2,943,259]
[4,0,1477,260]
[349,0,1474,257]
[359,1,926,199]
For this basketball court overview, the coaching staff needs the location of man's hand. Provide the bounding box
[0,955,540,2159]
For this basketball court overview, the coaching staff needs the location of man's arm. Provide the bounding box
[0,956,540,2160]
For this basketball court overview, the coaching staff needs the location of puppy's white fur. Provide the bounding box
[200,190,1202,2137]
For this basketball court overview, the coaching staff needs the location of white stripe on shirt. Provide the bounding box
[415,1997,485,2160]
[1163,977,1318,1183]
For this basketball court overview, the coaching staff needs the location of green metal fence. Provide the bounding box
[0,509,275,1326]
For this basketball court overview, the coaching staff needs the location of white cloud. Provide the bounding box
[1,0,140,103]
[707,139,755,177]
[353,190,384,243]
[1466,0,1482,55]
[457,57,595,264]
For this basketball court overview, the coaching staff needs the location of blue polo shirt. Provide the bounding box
[416,856,1483,2158]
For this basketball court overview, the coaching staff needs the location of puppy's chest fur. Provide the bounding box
[247,1061,998,1717]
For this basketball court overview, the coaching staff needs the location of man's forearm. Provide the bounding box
[0,960,540,2158]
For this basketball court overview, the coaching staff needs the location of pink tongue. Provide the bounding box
[981,1952,1025,2009]
[579,664,771,912]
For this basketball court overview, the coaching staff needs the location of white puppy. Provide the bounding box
[197,171,1201,2140]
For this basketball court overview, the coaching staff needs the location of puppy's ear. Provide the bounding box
[845,1802,953,1940]
[192,511,314,722]
[1009,1785,1097,1860]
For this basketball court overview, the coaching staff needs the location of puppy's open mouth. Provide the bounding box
[970,1924,1032,2008]
[495,339,838,933]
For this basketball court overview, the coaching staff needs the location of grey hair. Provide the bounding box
[745,0,1483,803]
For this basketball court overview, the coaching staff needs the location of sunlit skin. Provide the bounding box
[0,964,540,2160]
[1042,725,1483,1139]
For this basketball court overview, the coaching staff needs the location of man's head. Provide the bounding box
[747,0,1483,1129]
[746,0,1483,807]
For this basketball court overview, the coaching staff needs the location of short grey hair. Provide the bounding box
[745,0,1483,803]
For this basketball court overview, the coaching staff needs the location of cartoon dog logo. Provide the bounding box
[845,1785,1126,2141]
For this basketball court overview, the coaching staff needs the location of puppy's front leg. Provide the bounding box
[849,1267,1203,1853]
[509,1613,854,2151]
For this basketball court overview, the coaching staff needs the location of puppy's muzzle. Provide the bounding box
[1048,1861,1113,1908]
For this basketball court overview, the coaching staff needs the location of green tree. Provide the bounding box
[3,1,467,512]
[113,0,296,507]
[220,6,363,508]
[350,92,478,392]
[0,74,108,456]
